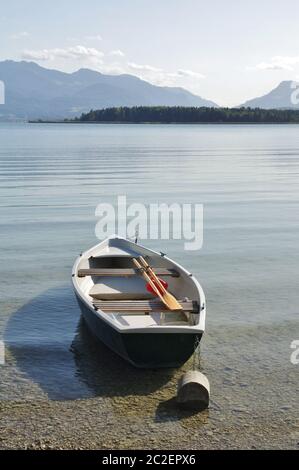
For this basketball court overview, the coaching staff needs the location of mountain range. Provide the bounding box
[0,61,298,120]
[0,60,217,120]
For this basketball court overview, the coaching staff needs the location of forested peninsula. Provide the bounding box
[72,106,299,123]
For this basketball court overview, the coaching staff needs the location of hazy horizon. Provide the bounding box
[1,0,299,106]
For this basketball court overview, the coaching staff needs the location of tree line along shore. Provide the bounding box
[31,106,299,124]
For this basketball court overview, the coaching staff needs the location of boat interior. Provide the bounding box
[75,242,201,328]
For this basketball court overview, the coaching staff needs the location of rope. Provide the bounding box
[192,335,201,371]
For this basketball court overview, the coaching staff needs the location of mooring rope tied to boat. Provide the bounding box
[192,335,201,371]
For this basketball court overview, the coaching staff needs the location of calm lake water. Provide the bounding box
[0,123,298,449]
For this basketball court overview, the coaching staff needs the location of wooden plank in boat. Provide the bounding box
[93,299,198,313]
[78,268,179,278]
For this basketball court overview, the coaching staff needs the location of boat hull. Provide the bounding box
[76,295,202,368]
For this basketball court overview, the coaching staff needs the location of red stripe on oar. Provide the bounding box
[146,278,168,296]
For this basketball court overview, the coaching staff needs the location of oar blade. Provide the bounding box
[137,256,182,310]
[162,292,182,311]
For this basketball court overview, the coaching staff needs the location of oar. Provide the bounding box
[138,256,182,311]
[138,256,167,292]
[132,258,167,307]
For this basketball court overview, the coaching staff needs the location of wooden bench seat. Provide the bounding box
[78,268,179,278]
[89,279,154,300]
[93,299,199,314]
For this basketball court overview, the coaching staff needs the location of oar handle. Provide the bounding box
[133,258,166,304]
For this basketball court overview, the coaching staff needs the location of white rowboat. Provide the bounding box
[72,236,206,368]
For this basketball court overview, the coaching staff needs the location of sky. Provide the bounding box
[1,0,299,106]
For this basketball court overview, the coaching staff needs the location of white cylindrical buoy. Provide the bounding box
[177,371,210,411]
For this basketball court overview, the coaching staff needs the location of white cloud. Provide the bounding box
[22,45,104,62]
[114,62,205,93]
[20,43,205,94]
[126,63,204,81]
[22,49,50,61]
[66,45,104,59]
[250,55,299,71]
[128,62,163,73]
[255,62,288,71]
[176,69,205,79]
[85,34,103,41]
[10,31,30,40]
[109,49,125,57]
[99,64,127,75]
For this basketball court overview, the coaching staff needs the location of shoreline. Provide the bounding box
[28,120,299,125]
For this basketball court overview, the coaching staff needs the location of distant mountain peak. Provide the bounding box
[239,80,298,109]
[72,68,102,77]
